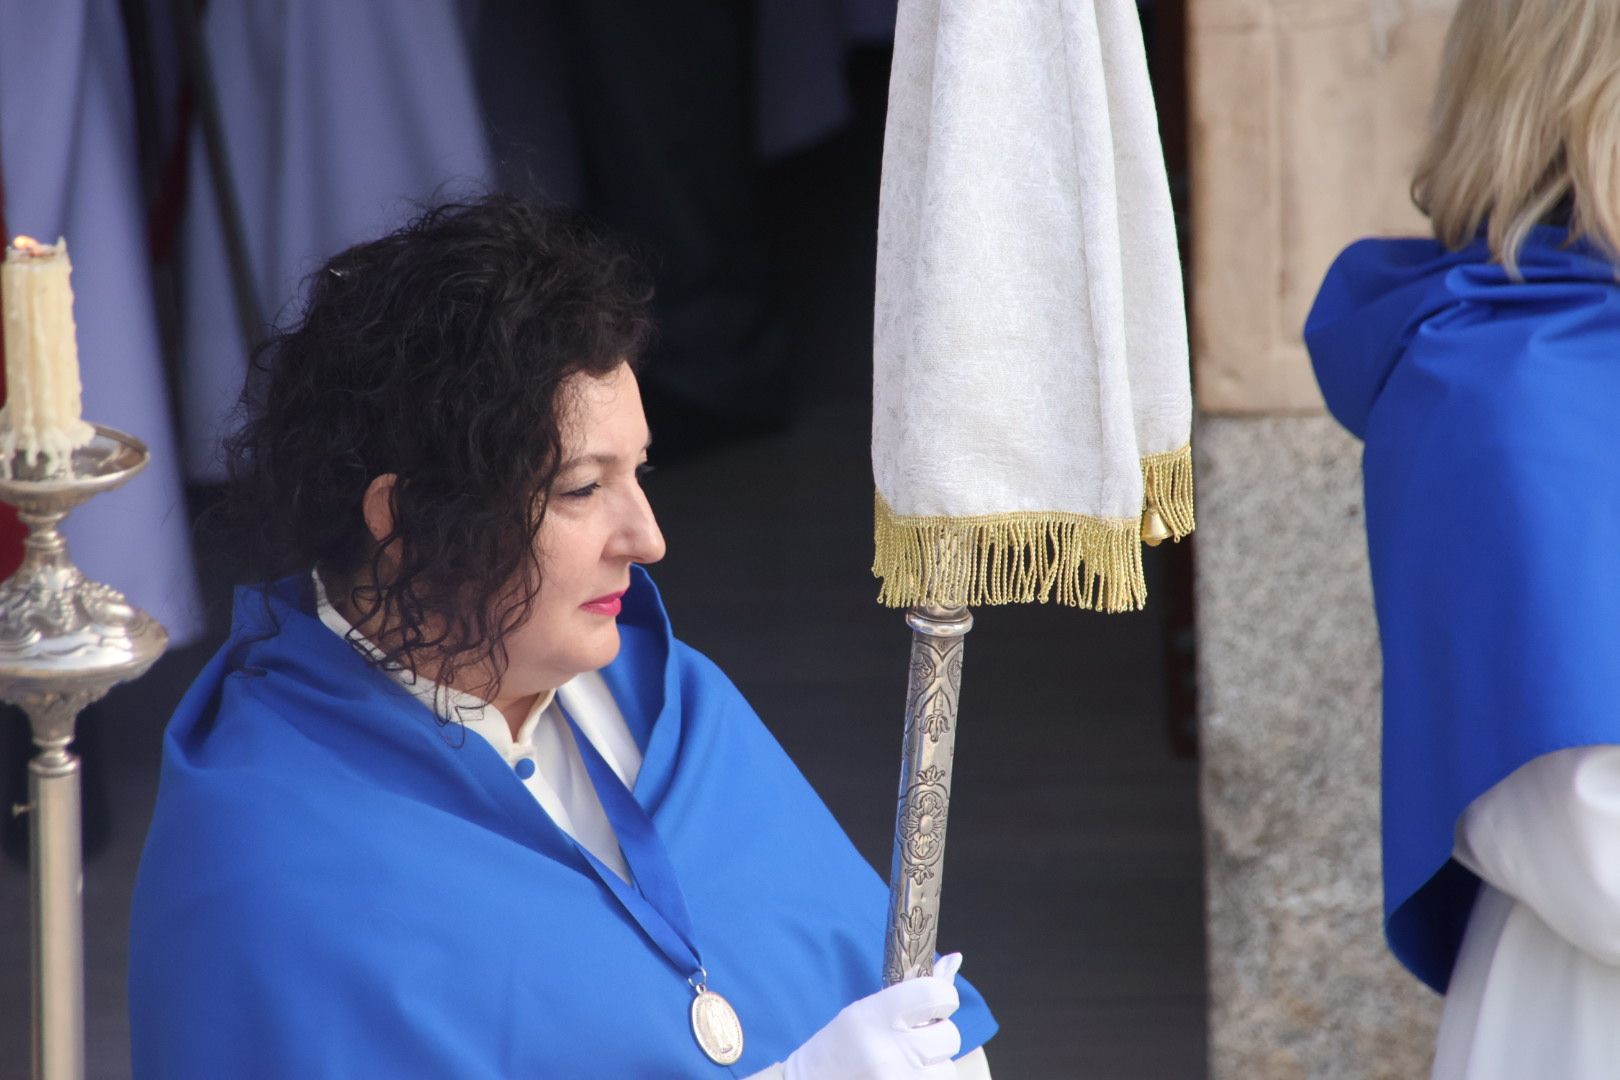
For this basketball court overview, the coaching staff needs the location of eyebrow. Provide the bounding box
[557,440,653,472]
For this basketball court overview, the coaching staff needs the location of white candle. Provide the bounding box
[0,236,96,475]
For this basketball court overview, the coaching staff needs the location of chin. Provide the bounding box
[573,621,622,675]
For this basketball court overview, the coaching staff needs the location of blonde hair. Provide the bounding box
[1413,0,1620,272]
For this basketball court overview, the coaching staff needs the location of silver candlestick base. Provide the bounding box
[0,425,169,1080]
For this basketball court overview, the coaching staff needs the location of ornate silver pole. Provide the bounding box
[0,427,168,1080]
[882,603,971,986]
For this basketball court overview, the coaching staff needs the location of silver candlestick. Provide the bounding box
[883,603,972,986]
[0,425,169,1080]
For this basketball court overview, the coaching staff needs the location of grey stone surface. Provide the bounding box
[1195,414,1440,1079]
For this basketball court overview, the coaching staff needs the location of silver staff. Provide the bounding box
[883,602,972,986]
[0,427,169,1080]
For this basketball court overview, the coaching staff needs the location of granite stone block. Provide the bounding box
[1196,414,1439,1078]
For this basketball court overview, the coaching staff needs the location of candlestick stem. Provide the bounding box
[27,751,84,1080]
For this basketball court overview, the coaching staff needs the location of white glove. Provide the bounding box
[782,954,966,1080]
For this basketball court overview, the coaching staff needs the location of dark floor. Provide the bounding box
[0,396,1206,1079]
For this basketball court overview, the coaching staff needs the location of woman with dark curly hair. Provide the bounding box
[127,197,995,1078]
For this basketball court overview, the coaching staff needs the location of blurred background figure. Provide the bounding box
[175,0,492,482]
[476,0,900,459]
[0,0,207,862]
[0,1,201,646]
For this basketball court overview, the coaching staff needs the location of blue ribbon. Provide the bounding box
[560,705,705,985]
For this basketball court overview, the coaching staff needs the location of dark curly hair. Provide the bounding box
[217,196,655,701]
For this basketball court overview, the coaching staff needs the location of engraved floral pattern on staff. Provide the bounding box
[883,603,971,987]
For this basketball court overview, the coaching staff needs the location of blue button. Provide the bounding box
[514,758,537,780]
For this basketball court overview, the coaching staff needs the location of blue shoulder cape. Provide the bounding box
[1305,227,1620,992]
[129,567,995,1076]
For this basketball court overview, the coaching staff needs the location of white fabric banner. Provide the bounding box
[871,0,1192,612]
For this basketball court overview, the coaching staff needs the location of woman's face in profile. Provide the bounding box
[500,362,664,699]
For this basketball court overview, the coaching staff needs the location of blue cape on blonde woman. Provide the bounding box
[129,567,995,1077]
[1305,226,1620,992]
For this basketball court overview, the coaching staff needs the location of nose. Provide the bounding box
[617,484,666,566]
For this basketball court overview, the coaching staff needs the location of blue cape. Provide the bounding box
[129,568,995,1076]
[1305,227,1620,992]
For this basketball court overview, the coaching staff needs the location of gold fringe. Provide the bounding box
[871,443,1195,613]
[872,494,1146,612]
[1141,443,1196,540]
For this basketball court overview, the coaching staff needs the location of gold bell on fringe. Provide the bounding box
[1140,506,1171,547]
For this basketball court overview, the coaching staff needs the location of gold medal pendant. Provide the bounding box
[690,987,744,1066]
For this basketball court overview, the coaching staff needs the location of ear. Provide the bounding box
[361,473,398,545]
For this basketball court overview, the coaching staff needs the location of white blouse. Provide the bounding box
[313,573,992,1078]
[1434,746,1620,1079]
[313,572,638,880]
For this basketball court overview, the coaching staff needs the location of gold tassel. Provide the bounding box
[872,493,1147,613]
[1140,443,1195,541]
[871,444,1195,613]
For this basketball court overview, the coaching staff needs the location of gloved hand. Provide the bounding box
[782,954,965,1080]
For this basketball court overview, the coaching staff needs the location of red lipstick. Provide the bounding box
[580,590,626,616]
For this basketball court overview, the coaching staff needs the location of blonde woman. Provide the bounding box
[1305,2,1620,1076]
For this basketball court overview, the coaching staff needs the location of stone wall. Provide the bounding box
[1196,417,1436,1078]
[1188,1,1458,1075]
[1190,0,1455,413]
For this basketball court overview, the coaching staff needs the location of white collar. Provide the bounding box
[311,570,555,756]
